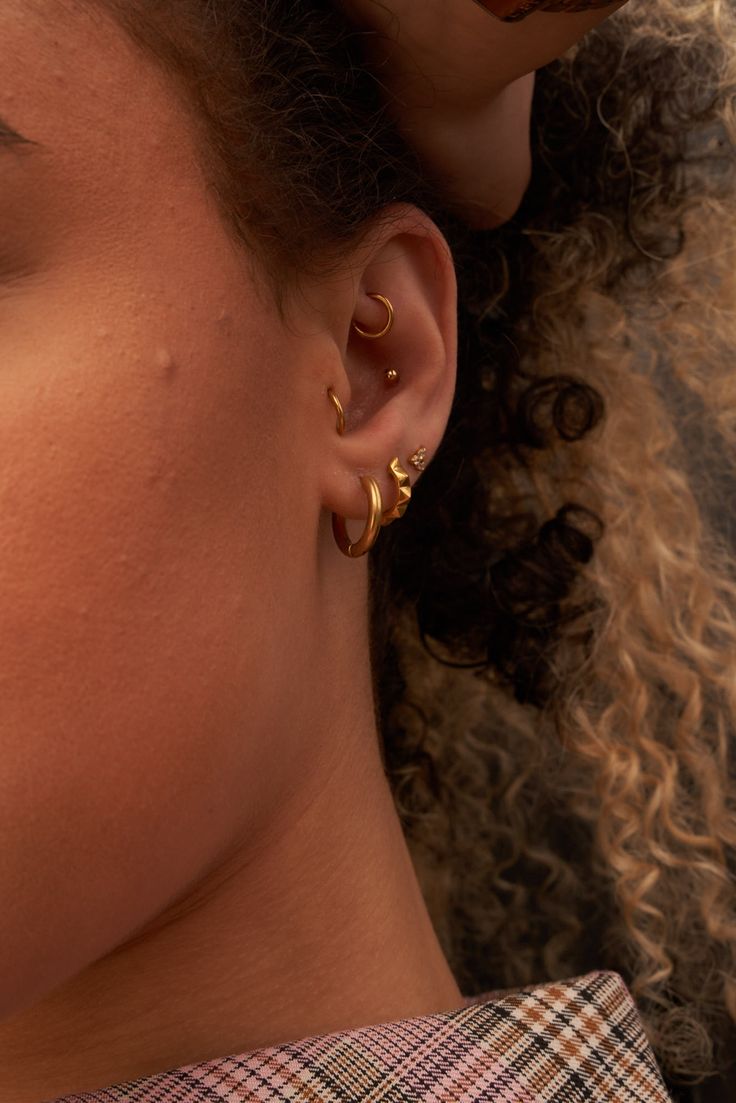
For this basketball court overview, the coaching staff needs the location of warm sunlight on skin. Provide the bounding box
[0,0,631,1099]
[0,3,462,1100]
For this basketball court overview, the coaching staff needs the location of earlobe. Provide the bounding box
[326,388,416,559]
[330,456,412,559]
[332,474,384,558]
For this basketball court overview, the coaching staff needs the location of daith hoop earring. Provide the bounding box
[352,293,395,340]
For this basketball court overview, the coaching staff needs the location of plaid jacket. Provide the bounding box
[53,970,672,1102]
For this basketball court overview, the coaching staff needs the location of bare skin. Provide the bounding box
[0,5,461,1099]
[0,1,629,1099]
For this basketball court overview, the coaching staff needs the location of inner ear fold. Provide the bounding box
[343,291,402,432]
[341,218,456,434]
[318,204,457,523]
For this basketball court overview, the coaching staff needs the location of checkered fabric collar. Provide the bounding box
[53,970,672,1102]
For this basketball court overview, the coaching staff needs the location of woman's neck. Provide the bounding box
[0,693,462,1103]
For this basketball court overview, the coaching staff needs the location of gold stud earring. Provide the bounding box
[384,369,400,386]
[408,447,428,472]
[352,293,394,340]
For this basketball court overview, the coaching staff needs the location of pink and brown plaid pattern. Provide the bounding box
[52,971,671,1102]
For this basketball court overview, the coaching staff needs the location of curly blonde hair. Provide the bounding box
[88,0,736,1086]
[375,2,736,1084]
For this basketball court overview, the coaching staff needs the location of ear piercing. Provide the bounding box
[352,292,400,387]
[329,292,428,556]
[351,293,395,340]
[408,447,428,472]
[328,388,428,465]
[381,458,412,526]
[331,456,413,557]
[327,388,428,473]
[327,387,346,436]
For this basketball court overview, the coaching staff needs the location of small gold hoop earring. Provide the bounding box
[381,458,412,527]
[332,477,383,558]
[327,387,346,436]
[352,293,395,340]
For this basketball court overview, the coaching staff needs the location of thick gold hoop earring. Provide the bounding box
[381,458,412,527]
[352,293,395,340]
[332,477,383,558]
[327,387,346,436]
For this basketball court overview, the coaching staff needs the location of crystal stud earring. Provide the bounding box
[408,447,428,472]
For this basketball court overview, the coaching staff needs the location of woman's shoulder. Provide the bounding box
[54,970,671,1103]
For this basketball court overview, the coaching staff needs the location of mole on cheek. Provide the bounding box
[154,346,178,381]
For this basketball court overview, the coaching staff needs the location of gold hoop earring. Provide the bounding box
[381,458,412,527]
[352,293,394,340]
[332,477,383,558]
[327,387,346,436]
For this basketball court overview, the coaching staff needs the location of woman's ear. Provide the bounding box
[311,203,457,527]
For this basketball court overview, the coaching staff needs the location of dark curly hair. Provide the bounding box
[84,0,736,1093]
